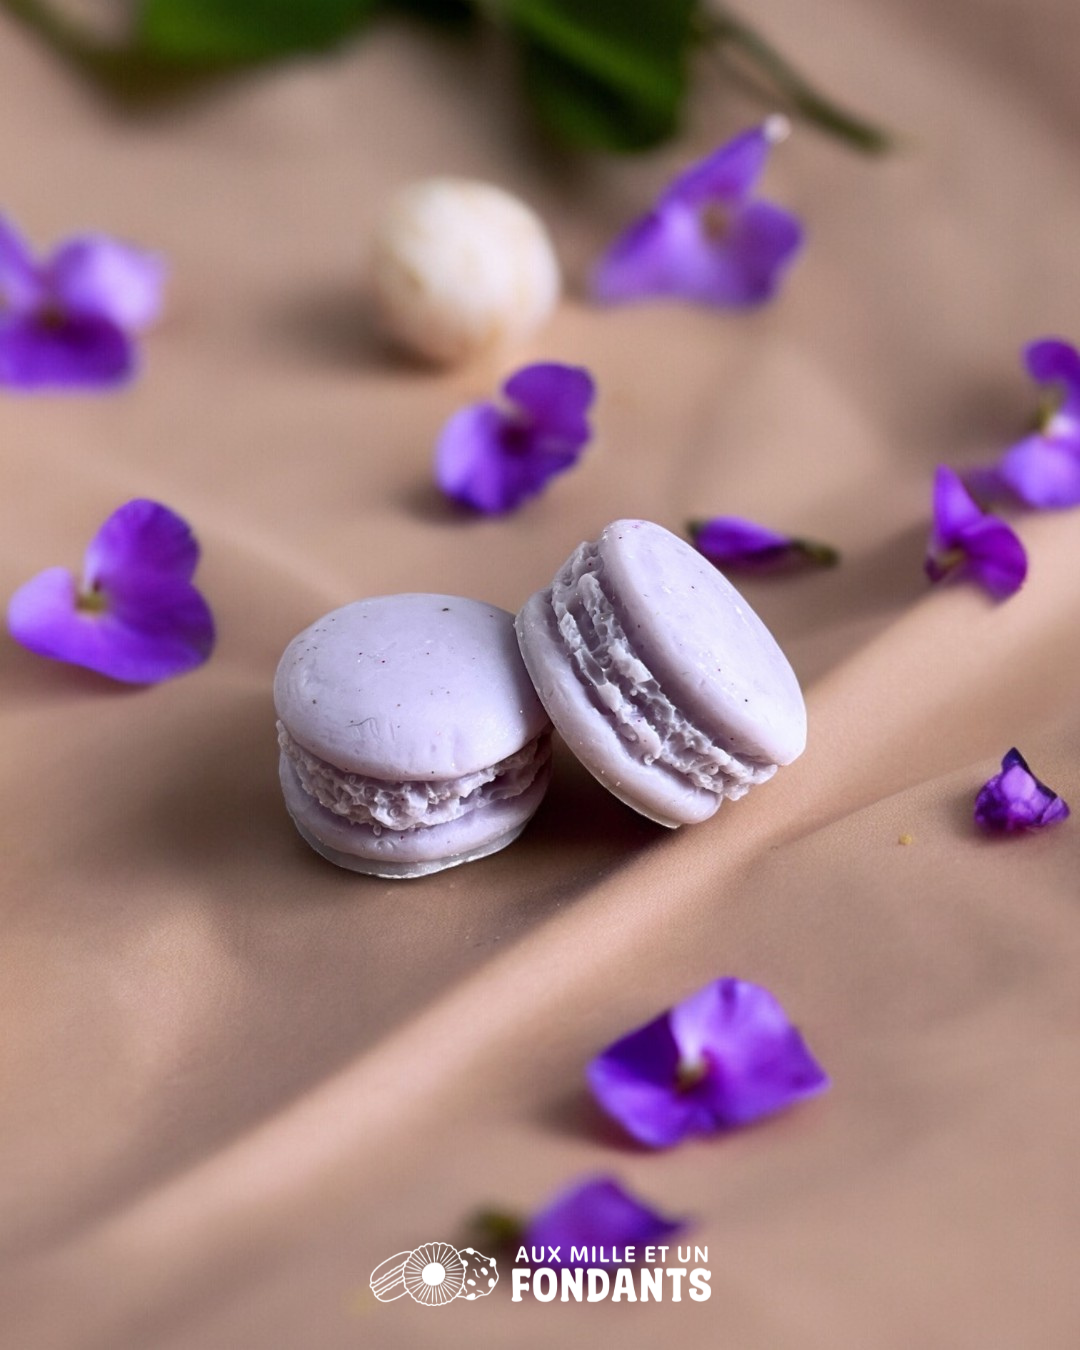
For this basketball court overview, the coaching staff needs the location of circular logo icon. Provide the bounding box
[402,1242,465,1306]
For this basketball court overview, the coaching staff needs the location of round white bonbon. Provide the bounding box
[371,177,561,365]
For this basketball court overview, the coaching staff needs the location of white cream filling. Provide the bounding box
[278,724,550,833]
[549,542,775,800]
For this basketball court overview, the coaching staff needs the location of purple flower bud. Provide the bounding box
[691,516,839,572]
[974,748,1069,834]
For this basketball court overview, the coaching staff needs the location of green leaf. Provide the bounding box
[704,9,894,154]
[391,0,475,29]
[503,0,696,151]
[138,0,381,64]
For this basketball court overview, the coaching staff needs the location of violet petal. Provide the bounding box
[931,463,983,538]
[711,199,804,306]
[974,338,1080,509]
[48,235,166,332]
[696,516,792,559]
[659,123,777,211]
[974,748,1070,834]
[0,215,162,390]
[6,500,214,684]
[434,403,520,514]
[591,122,802,309]
[593,199,801,308]
[693,516,838,571]
[669,979,830,1128]
[0,214,44,311]
[588,979,828,1148]
[0,312,134,390]
[84,497,201,586]
[925,466,1027,598]
[587,1013,706,1148]
[434,363,594,515]
[1024,337,1080,416]
[995,432,1080,509]
[502,362,594,442]
[523,1175,685,1266]
[591,208,691,304]
[8,571,213,683]
[955,514,1028,599]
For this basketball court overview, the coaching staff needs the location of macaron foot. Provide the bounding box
[288,816,531,879]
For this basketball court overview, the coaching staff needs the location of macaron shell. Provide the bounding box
[279,755,552,877]
[274,595,549,780]
[598,520,806,766]
[515,590,716,828]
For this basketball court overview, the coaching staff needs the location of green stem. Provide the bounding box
[469,1208,525,1252]
[795,538,841,567]
[699,7,894,154]
[0,0,224,101]
[0,0,122,69]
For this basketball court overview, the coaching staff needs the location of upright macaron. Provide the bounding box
[275,595,552,878]
[515,520,806,828]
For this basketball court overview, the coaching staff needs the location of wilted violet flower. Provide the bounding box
[986,339,1080,508]
[0,214,164,390]
[974,748,1069,834]
[7,499,215,683]
[691,516,839,572]
[587,978,829,1149]
[592,118,803,308]
[523,1176,685,1265]
[434,361,595,514]
[925,466,1027,599]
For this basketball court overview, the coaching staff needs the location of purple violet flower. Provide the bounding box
[691,516,839,572]
[524,1176,685,1266]
[974,748,1070,834]
[592,117,803,308]
[983,339,1080,508]
[434,361,595,514]
[587,978,829,1149]
[7,499,215,683]
[0,214,164,391]
[925,466,1027,599]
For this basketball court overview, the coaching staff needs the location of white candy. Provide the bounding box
[370,177,561,366]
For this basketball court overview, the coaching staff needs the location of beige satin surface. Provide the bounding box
[2,0,1079,1345]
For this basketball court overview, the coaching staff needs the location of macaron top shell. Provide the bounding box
[274,595,549,780]
[597,520,806,766]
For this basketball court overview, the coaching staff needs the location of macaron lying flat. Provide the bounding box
[515,520,806,828]
[275,595,552,878]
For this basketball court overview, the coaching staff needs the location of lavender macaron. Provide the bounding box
[515,519,806,827]
[275,595,552,878]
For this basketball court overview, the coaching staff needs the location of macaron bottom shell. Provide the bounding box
[279,755,551,879]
